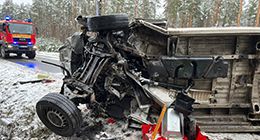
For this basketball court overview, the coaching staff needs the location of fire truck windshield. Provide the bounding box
[8,23,33,34]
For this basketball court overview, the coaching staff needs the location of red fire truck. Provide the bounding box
[0,16,37,59]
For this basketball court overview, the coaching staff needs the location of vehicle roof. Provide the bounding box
[0,20,33,25]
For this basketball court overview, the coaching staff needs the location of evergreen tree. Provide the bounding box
[194,0,214,27]
[219,0,240,27]
[1,0,15,18]
[165,0,181,27]
[1,0,260,41]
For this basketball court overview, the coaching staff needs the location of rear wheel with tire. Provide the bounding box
[87,14,129,32]
[17,53,22,57]
[27,51,36,59]
[1,47,9,58]
[36,93,82,137]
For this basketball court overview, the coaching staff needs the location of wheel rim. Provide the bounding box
[36,93,83,137]
[46,109,67,128]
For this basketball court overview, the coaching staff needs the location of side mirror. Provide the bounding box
[2,23,6,31]
[35,27,39,35]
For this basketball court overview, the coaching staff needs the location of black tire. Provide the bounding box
[87,14,129,32]
[1,47,9,58]
[36,93,82,137]
[17,53,22,57]
[27,51,36,59]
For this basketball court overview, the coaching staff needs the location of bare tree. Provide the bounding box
[256,0,260,26]
[213,0,222,26]
[237,0,243,26]
[134,0,138,18]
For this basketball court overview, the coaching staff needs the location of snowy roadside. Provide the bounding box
[37,51,60,60]
[0,58,63,140]
[0,52,260,140]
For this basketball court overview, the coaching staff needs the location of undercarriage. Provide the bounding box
[35,14,260,139]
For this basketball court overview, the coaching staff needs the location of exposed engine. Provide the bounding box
[36,14,228,139]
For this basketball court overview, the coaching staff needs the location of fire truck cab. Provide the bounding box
[0,16,37,59]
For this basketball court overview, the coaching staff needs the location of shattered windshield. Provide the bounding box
[8,23,33,34]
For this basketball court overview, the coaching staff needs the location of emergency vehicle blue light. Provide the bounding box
[13,42,17,44]
[24,18,32,22]
[5,16,11,21]
[28,42,32,45]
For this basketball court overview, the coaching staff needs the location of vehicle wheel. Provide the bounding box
[1,48,9,58]
[36,93,82,137]
[27,51,36,59]
[17,53,22,57]
[87,14,129,32]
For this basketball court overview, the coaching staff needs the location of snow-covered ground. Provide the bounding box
[0,58,63,140]
[36,37,63,52]
[0,52,260,140]
[37,51,59,59]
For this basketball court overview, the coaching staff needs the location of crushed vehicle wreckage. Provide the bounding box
[36,14,235,139]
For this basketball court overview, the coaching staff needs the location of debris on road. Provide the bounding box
[14,79,55,85]
[37,73,51,80]
[0,118,13,126]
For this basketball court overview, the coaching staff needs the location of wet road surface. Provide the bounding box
[3,52,62,73]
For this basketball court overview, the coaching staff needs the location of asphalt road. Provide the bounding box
[4,52,62,73]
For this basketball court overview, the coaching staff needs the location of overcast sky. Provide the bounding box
[0,0,32,5]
